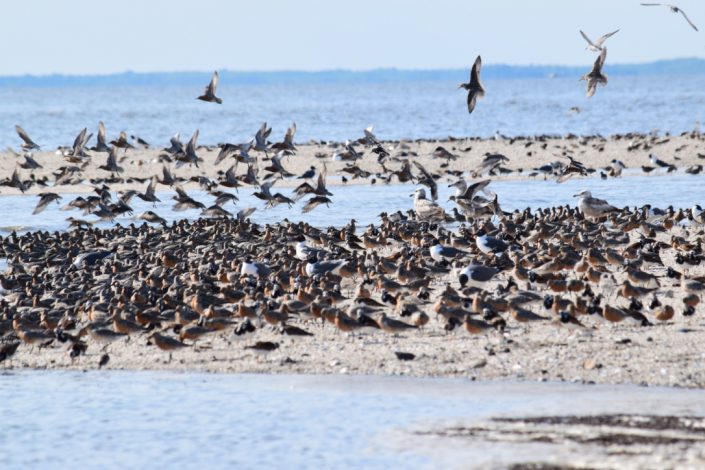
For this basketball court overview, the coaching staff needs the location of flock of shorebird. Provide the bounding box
[0,3,704,368]
[1,188,705,367]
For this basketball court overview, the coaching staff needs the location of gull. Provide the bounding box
[430,243,467,263]
[15,125,40,150]
[197,70,222,103]
[649,153,676,171]
[580,47,608,98]
[579,29,619,52]
[295,240,326,261]
[473,153,509,177]
[458,264,499,288]
[412,161,438,201]
[476,231,508,255]
[241,258,271,278]
[458,55,485,113]
[411,188,445,221]
[305,258,348,277]
[641,3,699,31]
[573,190,618,218]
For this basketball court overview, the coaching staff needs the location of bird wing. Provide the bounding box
[205,71,219,95]
[467,90,479,113]
[595,29,619,46]
[412,161,438,200]
[677,8,699,31]
[639,3,662,6]
[579,30,597,47]
[592,47,607,74]
[15,125,36,146]
[97,121,107,144]
[469,55,482,87]
[462,179,492,200]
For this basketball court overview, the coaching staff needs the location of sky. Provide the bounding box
[2,0,705,75]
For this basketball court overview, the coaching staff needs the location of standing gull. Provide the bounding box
[458,55,485,114]
[641,3,699,31]
[574,190,618,218]
[579,29,619,52]
[411,188,445,221]
[197,71,223,103]
[580,47,608,98]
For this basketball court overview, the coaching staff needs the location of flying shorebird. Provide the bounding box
[579,29,619,52]
[580,47,608,98]
[197,71,222,103]
[458,55,485,114]
[641,3,699,31]
[15,125,40,150]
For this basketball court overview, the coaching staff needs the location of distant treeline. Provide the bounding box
[1,58,704,87]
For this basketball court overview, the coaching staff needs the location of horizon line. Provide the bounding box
[2,56,704,79]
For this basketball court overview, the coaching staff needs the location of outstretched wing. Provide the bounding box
[469,55,482,87]
[207,71,219,94]
[579,30,596,48]
[595,28,619,47]
[677,8,699,31]
[15,125,36,146]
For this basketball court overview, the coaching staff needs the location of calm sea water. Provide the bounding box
[0,74,703,150]
[1,372,704,469]
[1,172,704,234]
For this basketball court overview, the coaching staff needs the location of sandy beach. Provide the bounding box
[2,131,705,195]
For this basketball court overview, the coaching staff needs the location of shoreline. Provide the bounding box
[1,132,704,196]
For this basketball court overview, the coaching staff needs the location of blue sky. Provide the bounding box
[2,0,704,75]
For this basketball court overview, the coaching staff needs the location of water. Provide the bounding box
[2,172,705,234]
[0,371,703,469]
[0,74,703,150]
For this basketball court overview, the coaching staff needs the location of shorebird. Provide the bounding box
[149,332,187,362]
[641,3,699,31]
[411,188,445,221]
[580,47,608,98]
[573,190,618,218]
[579,29,619,52]
[15,125,40,150]
[458,55,485,113]
[33,192,62,215]
[90,121,111,152]
[197,70,223,103]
